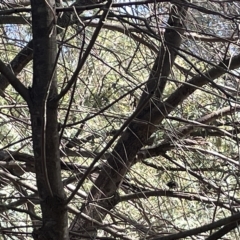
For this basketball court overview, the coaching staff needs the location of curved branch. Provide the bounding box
[170,105,240,138]
[119,190,234,211]
[0,40,33,96]
[0,59,29,102]
[152,212,240,240]
[206,222,238,240]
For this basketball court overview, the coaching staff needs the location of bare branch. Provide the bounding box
[0,59,29,102]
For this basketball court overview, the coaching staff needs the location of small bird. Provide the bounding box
[167,181,178,189]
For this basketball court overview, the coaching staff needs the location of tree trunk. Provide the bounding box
[70,1,188,238]
[29,0,68,239]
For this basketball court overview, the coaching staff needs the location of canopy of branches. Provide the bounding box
[0,0,240,239]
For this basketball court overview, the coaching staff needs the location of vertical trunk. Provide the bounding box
[29,0,68,239]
